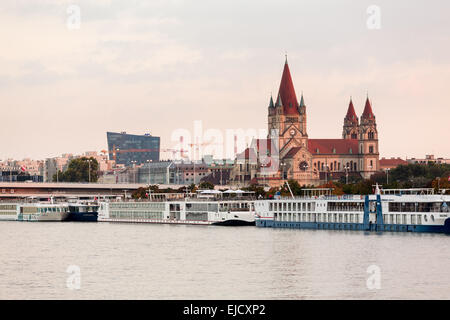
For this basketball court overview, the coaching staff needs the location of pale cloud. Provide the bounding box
[218,50,253,61]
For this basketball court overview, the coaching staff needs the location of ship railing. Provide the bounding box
[101,196,257,203]
[273,195,364,201]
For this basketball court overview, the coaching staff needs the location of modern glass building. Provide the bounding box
[107,132,160,166]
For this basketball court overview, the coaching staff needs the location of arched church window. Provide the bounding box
[351,133,357,139]
[354,163,357,171]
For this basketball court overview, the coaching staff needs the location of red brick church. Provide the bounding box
[231,58,380,187]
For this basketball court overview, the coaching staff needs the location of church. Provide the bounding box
[231,59,380,187]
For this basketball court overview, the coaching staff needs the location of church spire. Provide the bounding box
[299,93,305,108]
[275,93,283,107]
[277,59,299,115]
[269,95,274,108]
[345,97,358,123]
[361,96,375,119]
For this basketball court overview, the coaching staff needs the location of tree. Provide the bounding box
[243,183,266,198]
[432,175,450,194]
[132,187,148,199]
[53,157,99,183]
[198,181,214,190]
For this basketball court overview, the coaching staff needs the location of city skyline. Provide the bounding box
[1,0,449,160]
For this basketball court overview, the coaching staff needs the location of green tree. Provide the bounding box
[132,187,148,199]
[243,183,267,198]
[198,181,214,190]
[53,157,99,183]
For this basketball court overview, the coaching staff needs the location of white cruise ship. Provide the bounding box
[254,187,450,234]
[17,203,70,222]
[0,203,19,221]
[98,191,256,226]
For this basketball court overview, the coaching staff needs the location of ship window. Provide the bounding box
[431,215,435,222]
[424,215,427,222]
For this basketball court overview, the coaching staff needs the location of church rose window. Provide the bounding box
[299,161,308,171]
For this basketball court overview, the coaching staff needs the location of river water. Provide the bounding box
[0,221,448,299]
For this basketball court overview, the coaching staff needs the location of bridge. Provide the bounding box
[0,182,150,199]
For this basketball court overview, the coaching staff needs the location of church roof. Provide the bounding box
[308,139,359,155]
[361,97,375,119]
[283,147,302,159]
[379,158,408,168]
[345,99,358,123]
[278,60,299,115]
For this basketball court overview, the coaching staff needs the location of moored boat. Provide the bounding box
[17,202,70,222]
[67,203,99,222]
[254,187,450,234]
[98,190,256,226]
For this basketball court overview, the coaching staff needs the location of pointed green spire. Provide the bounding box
[276,93,283,107]
[299,93,305,108]
[269,95,274,108]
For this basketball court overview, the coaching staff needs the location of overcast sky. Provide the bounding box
[1,0,449,160]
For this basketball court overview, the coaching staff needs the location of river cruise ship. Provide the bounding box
[17,202,70,222]
[254,187,450,234]
[0,203,19,221]
[98,190,256,226]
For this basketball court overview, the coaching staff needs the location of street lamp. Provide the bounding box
[300,162,309,185]
[146,159,152,184]
[87,159,93,183]
[280,161,287,180]
[146,159,152,199]
[344,165,349,185]
[130,160,137,184]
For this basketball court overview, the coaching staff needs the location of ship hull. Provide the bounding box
[68,212,98,222]
[213,220,256,226]
[256,219,449,234]
[36,212,70,222]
